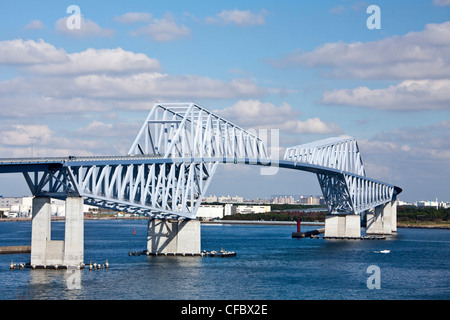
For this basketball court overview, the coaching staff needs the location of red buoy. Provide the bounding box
[132,227,136,235]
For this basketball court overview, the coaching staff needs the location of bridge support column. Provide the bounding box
[391,200,397,232]
[147,219,201,254]
[63,197,84,266]
[30,197,51,266]
[366,200,397,235]
[30,196,84,268]
[324,214,361,239]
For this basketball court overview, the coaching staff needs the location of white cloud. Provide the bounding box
[51,73,265,100]
[24,20,44,30]
[358,120,450,200]
[0,39,269,117]
[206,9,267,26]
[26,47,161,76]
[272,21,450,112]
[0,39,160,75]
[321,79,450,111]
[114,12,152,24]
[0,39,67,65]
[215,100,342,134]
[433,0,450,6]
[275,21,450,80]
[0,123,120,158]
[130,13,190,42]
[55,15,114,38]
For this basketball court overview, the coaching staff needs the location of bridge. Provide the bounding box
[0,102,401,268]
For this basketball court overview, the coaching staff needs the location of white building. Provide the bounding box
[197,205,225,219]
[0,196,33,217]
[0,196,96,218]
[273,196,295,204]
[217,195,244,203]
[204,195,218,203]
[224,203,236,216]
[416,200,439,208]
[236,205,271,214]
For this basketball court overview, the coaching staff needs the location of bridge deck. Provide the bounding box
[0,155,402,195]
[0,155,401,193]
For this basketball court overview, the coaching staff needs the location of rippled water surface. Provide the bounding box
[0,220,449,300]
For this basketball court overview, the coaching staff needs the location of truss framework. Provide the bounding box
[284,137,365,176]
[2,102,401,219]
[129,102,268,160]
[285,137,394,215]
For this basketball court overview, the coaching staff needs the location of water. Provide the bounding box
[0,220,449,300]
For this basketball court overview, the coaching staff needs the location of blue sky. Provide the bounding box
[0,0,449,203]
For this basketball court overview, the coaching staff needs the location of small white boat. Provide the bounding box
[379,250,390,254]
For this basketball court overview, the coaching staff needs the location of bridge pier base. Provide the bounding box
[30,196,84,268]
[366,200,397,235]
[147,219,201,255]
[324,214,361,239]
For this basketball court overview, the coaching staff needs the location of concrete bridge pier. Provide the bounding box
[366,199,397,235]
[147,218,201,255]
[30,196,84,268]
[324,214,361,239]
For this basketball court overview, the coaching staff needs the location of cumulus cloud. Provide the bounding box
[275,21,450,80]
[55,15,114,38]
[45,73,265,100]
[205,9,267,26]
[0,39,269,117]
[433,0,450,6]
[0,121,128,158]
[114,12,152,24]
[129,13,190,42]
[358,120,450,200]
[26,47,161,76]
[24,20,44,30]
[0,39,67,65]
[272,21,450,112]
[321,79,450,111]
[215,100,342,135]
[0,39,124,75]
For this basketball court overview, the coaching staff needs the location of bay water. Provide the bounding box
[0,219,449,300]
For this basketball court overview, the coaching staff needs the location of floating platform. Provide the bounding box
[0,245,31,254]
[324,235,386,240]
[129,249,236,257]
[10,262,86,270]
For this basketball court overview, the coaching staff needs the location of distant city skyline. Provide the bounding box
[0,1,449,203]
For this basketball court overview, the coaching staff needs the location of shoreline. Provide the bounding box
[1,216,449,229]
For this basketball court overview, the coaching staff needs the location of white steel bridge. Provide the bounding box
[0,102,402,266]
[0,102,401,220]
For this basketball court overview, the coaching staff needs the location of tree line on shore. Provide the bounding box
[222,206,450,223]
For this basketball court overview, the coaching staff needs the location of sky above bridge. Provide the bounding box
[0,0,449,203]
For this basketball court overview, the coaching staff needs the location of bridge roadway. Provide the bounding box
[0,155,401,194]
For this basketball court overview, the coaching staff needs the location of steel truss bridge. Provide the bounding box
[0,102,401,220]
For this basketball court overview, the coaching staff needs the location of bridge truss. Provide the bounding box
[0,102,401,219]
